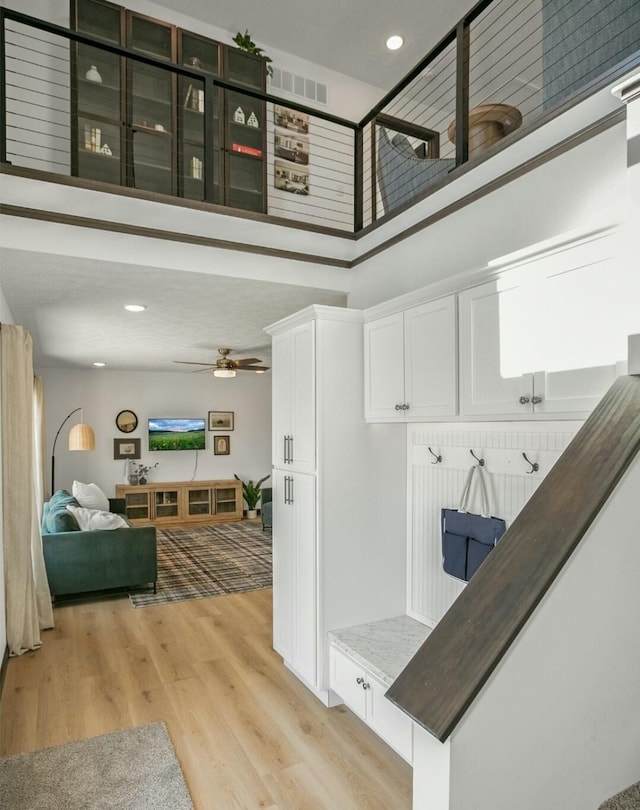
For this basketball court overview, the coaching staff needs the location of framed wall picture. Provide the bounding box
[113,438,141,459]
[208,411,234,431]
[213,435,230,455]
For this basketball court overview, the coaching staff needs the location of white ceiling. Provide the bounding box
[0,1,470,373]
[0,250,346,372]
[153,0,470,89]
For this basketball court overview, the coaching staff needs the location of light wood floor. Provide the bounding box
[0,589,412,809]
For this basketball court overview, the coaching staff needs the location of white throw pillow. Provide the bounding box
[72,480,109,512]
[66,504,128,531]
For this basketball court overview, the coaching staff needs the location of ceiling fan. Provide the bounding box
[174,347,270,377]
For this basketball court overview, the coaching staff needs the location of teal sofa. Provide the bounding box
[42,492,157,599]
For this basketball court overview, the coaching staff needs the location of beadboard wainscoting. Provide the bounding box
[407,423,582,625]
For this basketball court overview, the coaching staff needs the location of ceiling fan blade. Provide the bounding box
[173,360,215,366]
[236,365,270,372]
[231,357,262,366]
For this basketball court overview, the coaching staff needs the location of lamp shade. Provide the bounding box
[68,422,96,451]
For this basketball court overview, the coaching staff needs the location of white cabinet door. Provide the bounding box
[272,469,317,687]
[272,469,293,662]
[290,471,317,687]
[459,281,534,416]
[330,646,412,762]
[272,332,292,467]
[364,312,405,420]
[404,296,457,419]
[290,321,316,473]
[330,646,367,720]
[367,678,413,763]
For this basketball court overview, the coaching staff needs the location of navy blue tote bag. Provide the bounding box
[441,464,506,582]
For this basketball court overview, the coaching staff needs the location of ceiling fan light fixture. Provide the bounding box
[213,368,236,378]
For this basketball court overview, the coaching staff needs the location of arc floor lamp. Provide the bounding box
[51,407,95,493]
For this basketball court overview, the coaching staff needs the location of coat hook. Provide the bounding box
[470,449,485,466]
[522,452,539,474]
[428,446,442,464]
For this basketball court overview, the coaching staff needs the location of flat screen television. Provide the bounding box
[148,418,206,451]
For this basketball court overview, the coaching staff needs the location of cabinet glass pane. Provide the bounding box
[131,16,172,60]
[154,489,179,517]
[228,154,263,211]
[227,90,263,153]
[180,142,205,199]
[131,130,172,193]
[227,49,263,88]
[181,34,219,76]
[76,0,121,43]
[216,488,237,513]
[179,76,205,143]
[132,63,173,134]
[188,488,211,515]
[77,46,120,120]
[78,118,121,183]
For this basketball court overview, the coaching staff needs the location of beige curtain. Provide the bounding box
[33,375,54,630]
[1,325,53,656]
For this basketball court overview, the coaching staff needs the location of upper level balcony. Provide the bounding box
[1,0,639,241]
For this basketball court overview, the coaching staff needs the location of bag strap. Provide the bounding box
[458,466,475,512]
[458,464,491,517]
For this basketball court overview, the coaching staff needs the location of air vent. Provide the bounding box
[270,67,327,105]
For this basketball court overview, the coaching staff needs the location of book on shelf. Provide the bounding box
[231,143,262,157]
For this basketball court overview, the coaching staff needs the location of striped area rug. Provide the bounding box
[129,520,272,608]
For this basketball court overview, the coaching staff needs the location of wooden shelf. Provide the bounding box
[116,479,242,526]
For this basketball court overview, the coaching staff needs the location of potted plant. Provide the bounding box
[134,461,159,485]
[232,30,273,76]
[234,473,270,519]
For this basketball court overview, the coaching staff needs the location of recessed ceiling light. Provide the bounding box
[386,35,404,51]
[124,304,146,312]
[93,361,106,367]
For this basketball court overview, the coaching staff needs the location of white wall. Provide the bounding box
[446,454,640,810]
[0,280,14,678]
[349,120,632,309]
[41,367,272,500]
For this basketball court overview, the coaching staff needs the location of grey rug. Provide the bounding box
[130,520,272,608]
[598,781,640,809]
[0,721,194,809]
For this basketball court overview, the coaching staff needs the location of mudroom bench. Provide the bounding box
[328,615,432,764]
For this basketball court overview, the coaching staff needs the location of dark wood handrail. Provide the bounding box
[386,375,640,742]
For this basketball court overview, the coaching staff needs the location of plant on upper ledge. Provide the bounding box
[232,29,273,76]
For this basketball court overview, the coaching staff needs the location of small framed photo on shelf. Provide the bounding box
[208,411,234,431]
[113,438,141,459]
[213,435,230,455]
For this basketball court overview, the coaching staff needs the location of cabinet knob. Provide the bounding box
[395,404,402,411]
[519,396,531,405]
[403,403,410,410]
[362,681,370,690]
[356,676,364,685]
[532,395,543,405]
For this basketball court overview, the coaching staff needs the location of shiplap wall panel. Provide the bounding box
[409,424,579,625]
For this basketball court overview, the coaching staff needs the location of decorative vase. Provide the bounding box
[85,65,102,83]
[247,509,257,520]
[139,476,147,485]
[128,474,139,485]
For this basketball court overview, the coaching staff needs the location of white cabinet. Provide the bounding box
[364,296,457,421]
[459,233,633,418]
[329,646,413,763]
[272,320,316,473]
[272,468,316,686]
[266,305,406,703]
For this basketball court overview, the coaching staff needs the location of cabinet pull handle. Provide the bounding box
[395,404,402,411]
[403,403,410,410]
[362,681,370,690]
[289,435,294,463]
[288,476,294,505]
[283,435,288,463]
[356,676,364,685]
[532,395,543,405]
[519,396,531,405]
